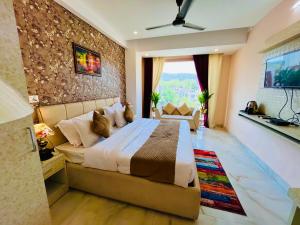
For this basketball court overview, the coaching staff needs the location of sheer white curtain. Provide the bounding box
[208,54,223,128]
[152,57,165,91]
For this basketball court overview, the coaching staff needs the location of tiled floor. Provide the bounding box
[50,128,293,225]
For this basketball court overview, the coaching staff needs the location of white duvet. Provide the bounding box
[82,118,195,188]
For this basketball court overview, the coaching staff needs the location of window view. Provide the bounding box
[156,61,200,109]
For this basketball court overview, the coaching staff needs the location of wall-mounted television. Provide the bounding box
[264,49,300,88]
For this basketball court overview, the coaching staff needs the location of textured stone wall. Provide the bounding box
[13,0,126,106]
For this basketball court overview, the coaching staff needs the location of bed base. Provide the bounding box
[66,162,200,219]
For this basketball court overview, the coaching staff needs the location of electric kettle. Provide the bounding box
[245,101,258,115]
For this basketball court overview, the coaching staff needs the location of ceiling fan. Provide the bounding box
[145,0,205,31]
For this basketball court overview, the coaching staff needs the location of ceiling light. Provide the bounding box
[145,53,149,57]
[133,31,138,35]
[293,0,300,9]
[214,49,219,52]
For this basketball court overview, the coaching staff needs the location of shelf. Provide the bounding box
[238,112,300,144]
[260,20,300,53]
[45,180,68,206]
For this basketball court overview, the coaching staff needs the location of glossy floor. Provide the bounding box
[50,128,293,225]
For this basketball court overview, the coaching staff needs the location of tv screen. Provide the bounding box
[264,49,300,88]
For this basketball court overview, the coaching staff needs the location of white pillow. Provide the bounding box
[72,118,100,148]
[56,120,82,147]
[112,102,123,111]
[114,109,127,128]
[74,111,93,121]
[103,106,116,126]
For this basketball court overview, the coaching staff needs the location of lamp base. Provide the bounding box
[39,148,53,161]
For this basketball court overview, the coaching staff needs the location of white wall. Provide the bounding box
[125,49,143,117]
[226,0,300,188]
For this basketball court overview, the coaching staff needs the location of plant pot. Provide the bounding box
[200,108,207,114]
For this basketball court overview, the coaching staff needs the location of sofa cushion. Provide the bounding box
[172,108,181,115]
[177,103,191,116]
[187,107,194,116]
[161,115,193,121]
[163,103,176,115]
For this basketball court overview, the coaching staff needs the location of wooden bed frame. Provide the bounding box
[37,97,201,219]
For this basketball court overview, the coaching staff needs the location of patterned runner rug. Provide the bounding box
[194,149,246,216]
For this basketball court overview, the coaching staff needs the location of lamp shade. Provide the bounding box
[0,79,33,125]
[34,123,54,139]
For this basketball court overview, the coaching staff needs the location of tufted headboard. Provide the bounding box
[37,97,120,147]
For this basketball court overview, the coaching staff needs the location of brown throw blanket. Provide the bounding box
[130,120,180,184]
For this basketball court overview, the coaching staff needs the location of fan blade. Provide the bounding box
[176,0,193,20]
[183,23,206,31]
[145,24,172,30]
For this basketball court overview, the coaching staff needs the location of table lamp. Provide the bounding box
[34,123,55,161]
[0,79,33,125]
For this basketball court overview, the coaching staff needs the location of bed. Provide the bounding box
[37,97,200,219]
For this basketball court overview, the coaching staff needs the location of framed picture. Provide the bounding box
[72,43,101,76]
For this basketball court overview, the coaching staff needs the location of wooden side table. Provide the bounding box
[42,152,68,206]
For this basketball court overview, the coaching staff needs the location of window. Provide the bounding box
[156,61,200,109]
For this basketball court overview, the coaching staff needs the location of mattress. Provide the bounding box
[55,126,121,164]
[56,118,195,188]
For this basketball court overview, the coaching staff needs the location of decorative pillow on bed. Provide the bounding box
[103,106,116,126]
[112,102,123,111]
[163,103,176,115]
[114,108,127,128]
[73,118,100,148]
[124,102,134,123]
[56,120,82,147]
[74,111,94,121]
[95,108,105,115]
[92,111,111,138]
[177,103,191,116]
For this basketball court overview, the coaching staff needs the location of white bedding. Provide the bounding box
[116,119,195,188]
[56,118,195,188]
[55,126,121,163]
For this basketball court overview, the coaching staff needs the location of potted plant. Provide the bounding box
[198,89,213,114]
[151,92,160,111]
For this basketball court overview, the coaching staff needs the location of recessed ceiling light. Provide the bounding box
[133,31,138,35]
[214,48,219,52]
[293,0,300,9]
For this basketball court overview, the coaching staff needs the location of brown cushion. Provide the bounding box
[96,108,105,115]
[163,103,176,115]
[92,111,111,138]
[172,108,181,115]
[177,103,191,116]
[124,103,134,123]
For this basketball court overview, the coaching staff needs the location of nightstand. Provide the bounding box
[42,152,68,206]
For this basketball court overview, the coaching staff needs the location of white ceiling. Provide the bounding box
[56,0,281,44]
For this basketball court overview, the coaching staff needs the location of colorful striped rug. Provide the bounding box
[194,149,246,216]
